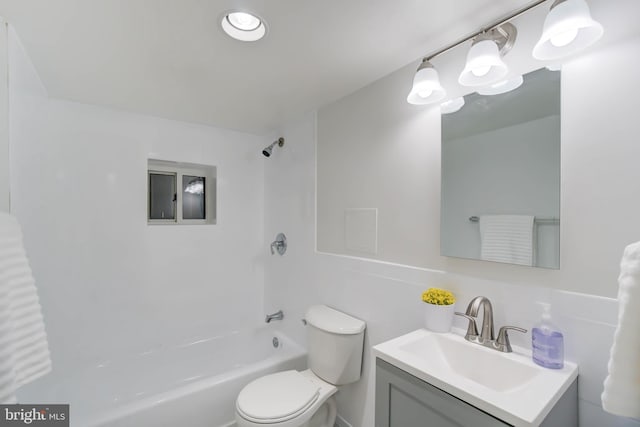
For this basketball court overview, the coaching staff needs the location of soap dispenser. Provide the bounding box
[532,303,564,369]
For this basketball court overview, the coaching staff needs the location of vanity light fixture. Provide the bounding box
[477,75,524,96]
[440,97,465,114]
[532,0,603,60]
[407,59,446,105]
[458,24,517,87]
[407,0,602,106]
[221,11,266,42]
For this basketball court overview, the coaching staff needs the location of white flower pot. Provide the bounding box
[424,303,455,333]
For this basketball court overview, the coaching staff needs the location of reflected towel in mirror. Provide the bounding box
[479,215,534,266]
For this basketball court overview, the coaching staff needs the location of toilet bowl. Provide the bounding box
[235,305,366,427]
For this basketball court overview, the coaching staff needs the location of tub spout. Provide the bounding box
[265,310,284,323]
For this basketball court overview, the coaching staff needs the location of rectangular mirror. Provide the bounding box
[441,68,560,269]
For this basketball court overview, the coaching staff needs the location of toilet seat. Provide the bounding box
[236,370,320,424]
[236,370,337,426]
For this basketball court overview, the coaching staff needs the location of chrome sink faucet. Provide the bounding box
[455,296,526,353]
[467,296,495,342]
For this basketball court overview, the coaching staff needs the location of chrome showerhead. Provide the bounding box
[262,137,284,157]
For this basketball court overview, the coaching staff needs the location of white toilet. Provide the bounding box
[235,305,366,427]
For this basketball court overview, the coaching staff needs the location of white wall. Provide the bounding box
[263,113,317,343]
[442,115,560,268]
[317,66,439,267]
[8,26,269,392]
[317,33,640,299]
[267,33,640,427]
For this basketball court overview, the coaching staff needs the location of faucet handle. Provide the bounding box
[495,326,527,352]
[270,233,287,256]
[455,312,479,338]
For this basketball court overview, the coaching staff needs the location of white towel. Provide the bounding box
[602,241,640,419]
[479,215,534,266]
[0,212,51,403]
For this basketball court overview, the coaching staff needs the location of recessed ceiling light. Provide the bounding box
[221,11,266,42]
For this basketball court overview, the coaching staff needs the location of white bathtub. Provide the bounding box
[29,328,306,427]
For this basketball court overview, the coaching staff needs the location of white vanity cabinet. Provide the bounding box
[375,358,578,427]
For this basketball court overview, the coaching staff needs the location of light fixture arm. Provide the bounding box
[473,23,518,56]
[424,0,548,62]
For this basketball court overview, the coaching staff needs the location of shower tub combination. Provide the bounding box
[28,328,306,427]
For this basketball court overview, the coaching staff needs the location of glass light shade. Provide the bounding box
[221,11,266,41]
[407,66,446,105]
[440,97,465,114]
[532,0,603,60]
[477,75,524,96]
[458,39,508,87]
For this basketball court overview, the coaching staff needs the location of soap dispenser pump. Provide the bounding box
[532,303,564,369]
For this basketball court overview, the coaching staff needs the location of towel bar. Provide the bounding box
[469,216,559,224]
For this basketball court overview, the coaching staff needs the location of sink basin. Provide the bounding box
[399,332,539,392]
[373,329,578,427]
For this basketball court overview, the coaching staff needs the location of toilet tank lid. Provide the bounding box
[305,305,366,335]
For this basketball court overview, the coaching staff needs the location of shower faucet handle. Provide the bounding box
[270,233,287,256]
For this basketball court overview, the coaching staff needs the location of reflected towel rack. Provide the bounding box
[469,216,559,224]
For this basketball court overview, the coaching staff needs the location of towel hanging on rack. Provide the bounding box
[0,212,51,403]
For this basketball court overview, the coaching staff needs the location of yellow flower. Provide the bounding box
[421,288,456,306]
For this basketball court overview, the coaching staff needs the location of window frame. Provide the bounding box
[147,159,216,225]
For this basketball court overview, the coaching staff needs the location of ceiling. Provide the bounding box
[0,0,541,134]
[0,0,634,135]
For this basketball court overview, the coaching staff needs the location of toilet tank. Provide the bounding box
[305,305,366,385]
